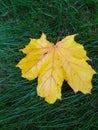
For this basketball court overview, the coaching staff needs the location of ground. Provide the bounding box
[0,0,98,130]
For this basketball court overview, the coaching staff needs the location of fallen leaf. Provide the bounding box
[16,33,96,104]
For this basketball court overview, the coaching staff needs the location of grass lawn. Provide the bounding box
[0,0,98,129]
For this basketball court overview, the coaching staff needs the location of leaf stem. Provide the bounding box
[56,30,65,43]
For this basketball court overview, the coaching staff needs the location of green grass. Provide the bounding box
[0,0,98,129]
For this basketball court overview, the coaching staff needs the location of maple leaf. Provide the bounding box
[16,33,96,104]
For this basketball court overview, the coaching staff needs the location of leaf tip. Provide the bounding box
[41,32,46,39]
[16,64,18,67]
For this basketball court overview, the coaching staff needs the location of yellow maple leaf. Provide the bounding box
[16,33,96,104]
